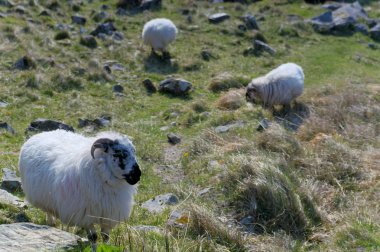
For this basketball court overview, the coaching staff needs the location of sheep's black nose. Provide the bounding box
[124,163,141,185]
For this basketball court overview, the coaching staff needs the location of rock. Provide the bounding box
[215,120,245,133]
[14,55,36,70]
[0,101,8,108]
[209,13,230,24]
[14,5,26,14]
[0,223,84,251]
[370,23,380,42]
[26,118,74,133]
[14,213,30,223]
[141,193,179,214]
[0,0,14,7]
[139,0,161,11]
[308,2,369,35]
[167,210,189,228]
[78,115,111,129]
[368,43,378,50]
[112,84,124,93]
[256,118,271,132]
[142,79,157,93]
[115,8,127,16]
[201,49,216,61]
[0,122,15,134]
[90,22,116,37]
[160,126,170,131]
[167,133,181,145]
[197,187,212,197]
[0,189,25,208]
[133,225,161,233]
[71,15,86,25]
[39,9,50,16]
[253,40,276,55]
[240,215,254,226]
[92,11,108,22]
[80,35,97,48]
[355,23,368,35]
[112,31,124,41]
[159,78,192,96]
[321,3,343,11]
[241,14,259,30]
[1,168,22,193]
[54,30,70,40]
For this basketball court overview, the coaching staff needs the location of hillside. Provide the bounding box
[0,0,379,251]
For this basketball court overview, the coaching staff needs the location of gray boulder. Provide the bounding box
[167,133,181,145]
[159,78,192,96]
[71,15,86,25]
[1,168,22,193]
[241,14,259,30]
[90,22,116,37]
[0,223,84,251]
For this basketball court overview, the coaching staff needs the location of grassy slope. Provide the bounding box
[0,0,379,251]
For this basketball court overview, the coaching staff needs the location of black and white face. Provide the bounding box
[107,139,141,185]
[91,137,141,185]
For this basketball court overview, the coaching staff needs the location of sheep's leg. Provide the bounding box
[162,51,171,60]
[101,228,110,243]
[283,104,291,115]
[151,48,159,57]
[87,227,98,252]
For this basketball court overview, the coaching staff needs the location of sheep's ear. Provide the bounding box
[91,138,114,159]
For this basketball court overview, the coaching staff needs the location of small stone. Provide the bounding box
[71,15,86,25]
[0,189,25,208]
[14,5,26,14]
[241,14,259,30]
[167,133,181,145]
[355,23,368,35]
[159,78,192,96]
[90,21,116,37]
[80,35,97,48]
[39,9,50,16]
[112,31,124,41]
[14,55,36,70]
[141,193,179,213]
[209,13,230,24]
[133,225,161,233]
[160,126,170,131]
[27,118,74,133]
[92,11,108,22]
[368,43,378,50]
[1,168,22,193]
[112,84,124,93]
[0,101,8,108]
[0,121,15,134]
[201,49,213,61]
[215,125,230,133]
[197,187,212,197]
[14,212,30,223]
[240,215,254,226]
[253,40,276,55]
[78,115,111,129]
[139,0,161,11]
[370,23,380,42]
[142,79,157,93]
[256,118,270,131]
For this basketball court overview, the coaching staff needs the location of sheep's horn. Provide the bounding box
[91,138,114,159]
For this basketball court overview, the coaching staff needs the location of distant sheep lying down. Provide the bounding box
[19,130,141,248]
[142,18,178,59]
[246,63,304,110]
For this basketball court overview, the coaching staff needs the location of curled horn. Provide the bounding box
[91,138,114,159]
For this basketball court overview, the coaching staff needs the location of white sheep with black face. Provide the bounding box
[19,129,141,250]
[246,63,304,110]
[142,18,178,59]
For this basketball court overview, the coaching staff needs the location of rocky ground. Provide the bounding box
[0,0,379,251]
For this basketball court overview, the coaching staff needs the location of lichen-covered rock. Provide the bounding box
[159,78,192,96]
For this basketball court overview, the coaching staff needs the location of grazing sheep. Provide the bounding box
[142,18,178,59]
[19,130,141,249]
[246,63,304,110]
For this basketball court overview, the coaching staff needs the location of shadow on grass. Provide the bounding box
[273,102,310,131]
[143,53,179,75]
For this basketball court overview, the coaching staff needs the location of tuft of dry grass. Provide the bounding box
[208,73,250,93]
[216,89,246,110]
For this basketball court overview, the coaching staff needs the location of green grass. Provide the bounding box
[0,0,379,251]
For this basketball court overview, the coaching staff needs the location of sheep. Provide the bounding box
[18,129,141,249]
[246,63,304,111]
[142,18,178,59]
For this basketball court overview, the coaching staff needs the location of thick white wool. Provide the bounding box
[142,18,178,52]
